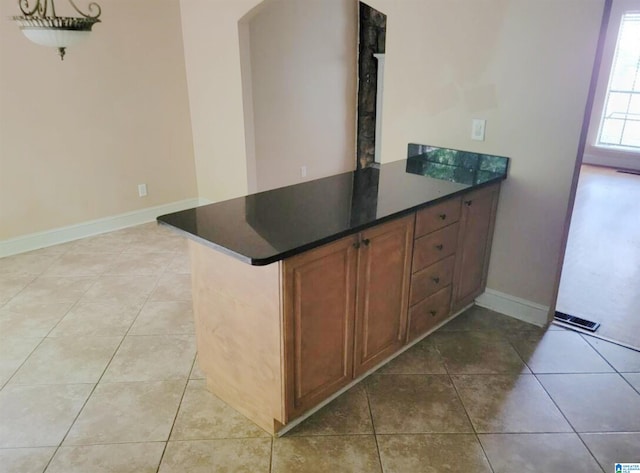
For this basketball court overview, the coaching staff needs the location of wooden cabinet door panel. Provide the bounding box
[452,184,499,311]
[283,235,358,419]
[353,215,414,377]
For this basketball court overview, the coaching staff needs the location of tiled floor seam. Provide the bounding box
[363,384,384,473]
[154,355,197,473]
[39,234,187,471]
[447,372,496,473]
[531,372,607,473]
[267,437,274,473]
[0,336,47,391]
[573,433,608,473]
[42,288,158,471]
[577,333,623,372]
[622,376,640,395]
[503,330,536,374]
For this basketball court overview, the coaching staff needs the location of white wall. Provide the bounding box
[0,0,197,240]
[366,0,604,308]
[245,0,357,192]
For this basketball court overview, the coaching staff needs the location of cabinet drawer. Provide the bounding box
[410,254,455,306]
[415,197,461,237]
[412,223,458,273]
[408,285,452,340]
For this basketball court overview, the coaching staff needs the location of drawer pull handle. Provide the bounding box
[465,200,473,207]
[362,238,370,246]
[439,213,447,220]
[435,244,444,251]
[432,276,440,284]
[429,310,437,317]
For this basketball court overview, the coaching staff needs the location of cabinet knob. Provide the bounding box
[435,244,444,251]
[439,213,447,220]
[464,200,473,207]
[362,238,370,246]
[353,242,361,249]
[429,310,437,317]
[432,276,440,284]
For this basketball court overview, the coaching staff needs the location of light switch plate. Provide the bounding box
[471,119,486,141]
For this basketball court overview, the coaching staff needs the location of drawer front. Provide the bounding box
[410,254,455,306]
[408,285,452,340]
[415,197,461,237]
[412,223,459,272]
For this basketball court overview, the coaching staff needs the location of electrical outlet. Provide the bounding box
[471,119,486,141]
[301,166,307,178]
[138,183,147,197]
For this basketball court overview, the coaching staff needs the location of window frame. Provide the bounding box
[586,0,640,160]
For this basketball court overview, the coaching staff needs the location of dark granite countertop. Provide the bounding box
[158,145,509,265]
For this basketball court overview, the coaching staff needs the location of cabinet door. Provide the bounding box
[452,184,499,312]
[353,215,414,377]
[283,235,358,419]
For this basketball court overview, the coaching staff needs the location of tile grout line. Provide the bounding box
[268,436,274,473]
[41,231,177,472]
[620,374,640,396]
[531,372,606,473]
[0,237,134,392]
[0,274,101,391]
[447,369,496,473]
[154,368,193,473]
[577,332,622,373]
[434,330,495,472]
[433,331,496,472]
[153,239,194,473]
[364,380,385,473]
[459,324,615,473]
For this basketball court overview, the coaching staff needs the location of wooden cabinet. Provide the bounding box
[407,197,461,340]
[188,184,500,435]
[283,235,358,419]
[353,216,414,376]
[452,184,500,312]
[284,215,414,415]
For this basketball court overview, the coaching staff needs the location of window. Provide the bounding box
[597,12,640,150]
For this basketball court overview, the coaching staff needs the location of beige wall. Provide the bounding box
[363,0,603,307]
[181,0,604,309]
[246,0,357,192]
[0,0,197,240]
[179,0,262,202]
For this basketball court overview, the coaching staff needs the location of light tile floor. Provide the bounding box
[1,223,640,472]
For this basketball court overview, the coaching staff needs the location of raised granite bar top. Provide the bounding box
[158,145,509,265]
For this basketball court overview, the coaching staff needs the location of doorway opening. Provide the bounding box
[555,0,640,350]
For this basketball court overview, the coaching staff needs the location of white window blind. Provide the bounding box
[597,12,640,150]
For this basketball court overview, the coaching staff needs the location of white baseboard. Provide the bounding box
[0,198,209,258]
[475,288,550,327]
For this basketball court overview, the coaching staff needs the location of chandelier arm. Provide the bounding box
[66,0,101,19]
[17,0,43,17]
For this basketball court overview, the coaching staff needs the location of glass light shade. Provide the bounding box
[20,27,90,49]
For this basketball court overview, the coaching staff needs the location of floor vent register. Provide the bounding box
[554,311,601,332]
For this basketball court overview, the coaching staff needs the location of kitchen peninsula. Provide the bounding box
[158,145,509,435]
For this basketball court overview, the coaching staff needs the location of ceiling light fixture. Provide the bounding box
[13,0,102,60]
